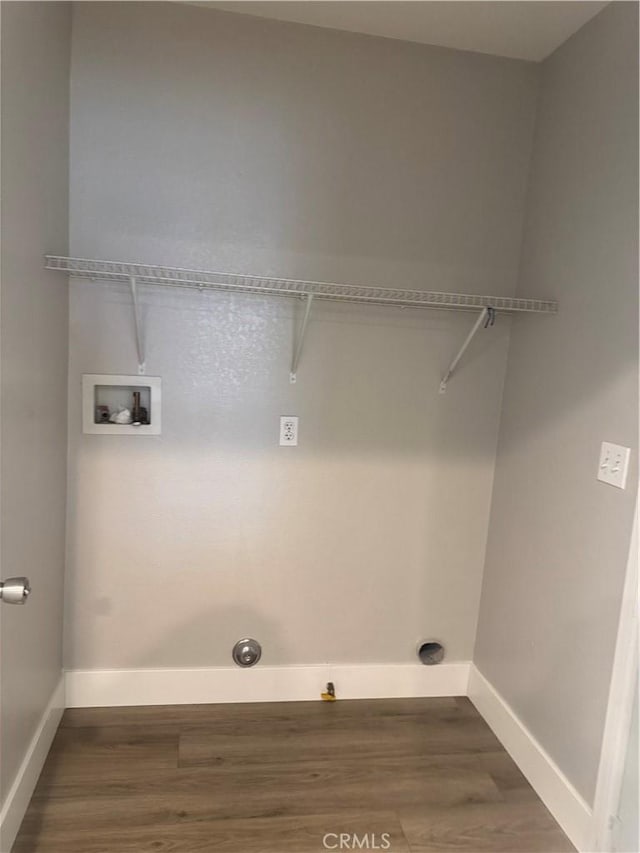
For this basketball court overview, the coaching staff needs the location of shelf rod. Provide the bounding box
[439,307,492,393]
[129,276,146,375]
[290,294,314,384]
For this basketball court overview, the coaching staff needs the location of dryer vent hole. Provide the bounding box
[417,641,445,665]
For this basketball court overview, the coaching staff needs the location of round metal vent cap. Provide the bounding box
[232,637,262,667]
[417,640,445,665]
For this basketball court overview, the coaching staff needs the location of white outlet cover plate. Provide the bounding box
[597,441,631,489]
[279,416,299,446]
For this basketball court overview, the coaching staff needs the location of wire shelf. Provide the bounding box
[45,255,558,315]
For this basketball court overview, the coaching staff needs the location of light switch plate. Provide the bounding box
[597,441,631,489]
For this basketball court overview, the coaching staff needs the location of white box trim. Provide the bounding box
[0,675,65,853]
[65,662,471,708]
[468,664,593,852]
[82,374,161,435]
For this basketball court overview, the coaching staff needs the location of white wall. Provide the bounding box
[0,0,70,814]
[66,2,539,671]
[613,683,638,853]
[475,1,638,806]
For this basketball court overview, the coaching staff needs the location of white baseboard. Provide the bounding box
[0,675,64,853]
[468,665,593,852]
[65,661,470,708]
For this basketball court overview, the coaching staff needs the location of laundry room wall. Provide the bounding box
[1,0,70,819]
[474,0,639,806]
[65,2,540,671]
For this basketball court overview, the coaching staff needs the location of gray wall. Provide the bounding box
[66,2,539,670]
[475,1,638,806]
[0,0,70,810]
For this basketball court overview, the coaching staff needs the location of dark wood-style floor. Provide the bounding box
[14,697,574,852]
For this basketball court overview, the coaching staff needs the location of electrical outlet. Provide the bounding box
[279,416,298,446]
[597,441,631,489]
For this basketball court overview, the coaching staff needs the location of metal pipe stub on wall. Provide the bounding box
[232,638,262,667]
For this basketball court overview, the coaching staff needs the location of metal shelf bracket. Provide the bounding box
[439,306,495,393]
[129,276,146,375]
[290,294,314,383]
